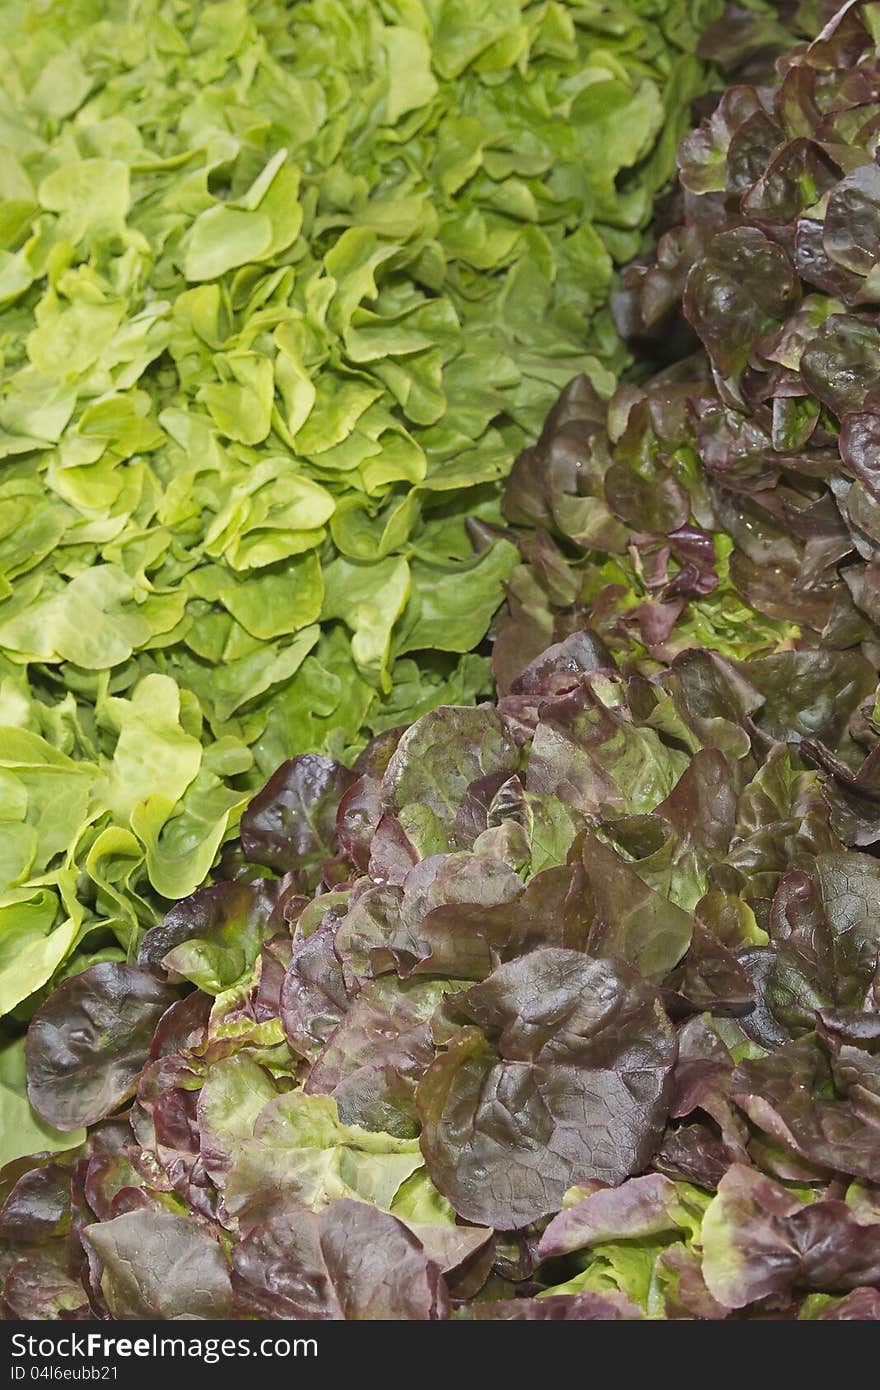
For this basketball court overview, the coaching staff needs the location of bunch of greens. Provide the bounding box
[495,366,806,693]
[493,0,880,841]
[0,0,726,1028]
[496,0,880,691]
[11,0,880,1323]
[620,0,880,664]
[4,604,880,1319]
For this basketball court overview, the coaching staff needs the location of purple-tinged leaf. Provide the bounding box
[0,1162,72,1242]
[417,949,676,1228]
[817,1287,880,1319]
[240,754,354,873]
[684,227,800,378]
[732,1035,880,1181]
[230,1198,448,1320]
[702,1162,880,1307]
[139,878,280,993]
[83,1210,233,1319]
[538,1174,686,1260]
[27,966,177,1132]
[2,1254,91,1321]
[458,1291,643,1319]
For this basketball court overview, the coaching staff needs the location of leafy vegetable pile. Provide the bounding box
[5,605,880,1319]
[8,0,880,1324]
[0,0,721,1026]
[495,367,803,690]
[497,0,880,685]
[493,0,880,843]
[608,0,880,669]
